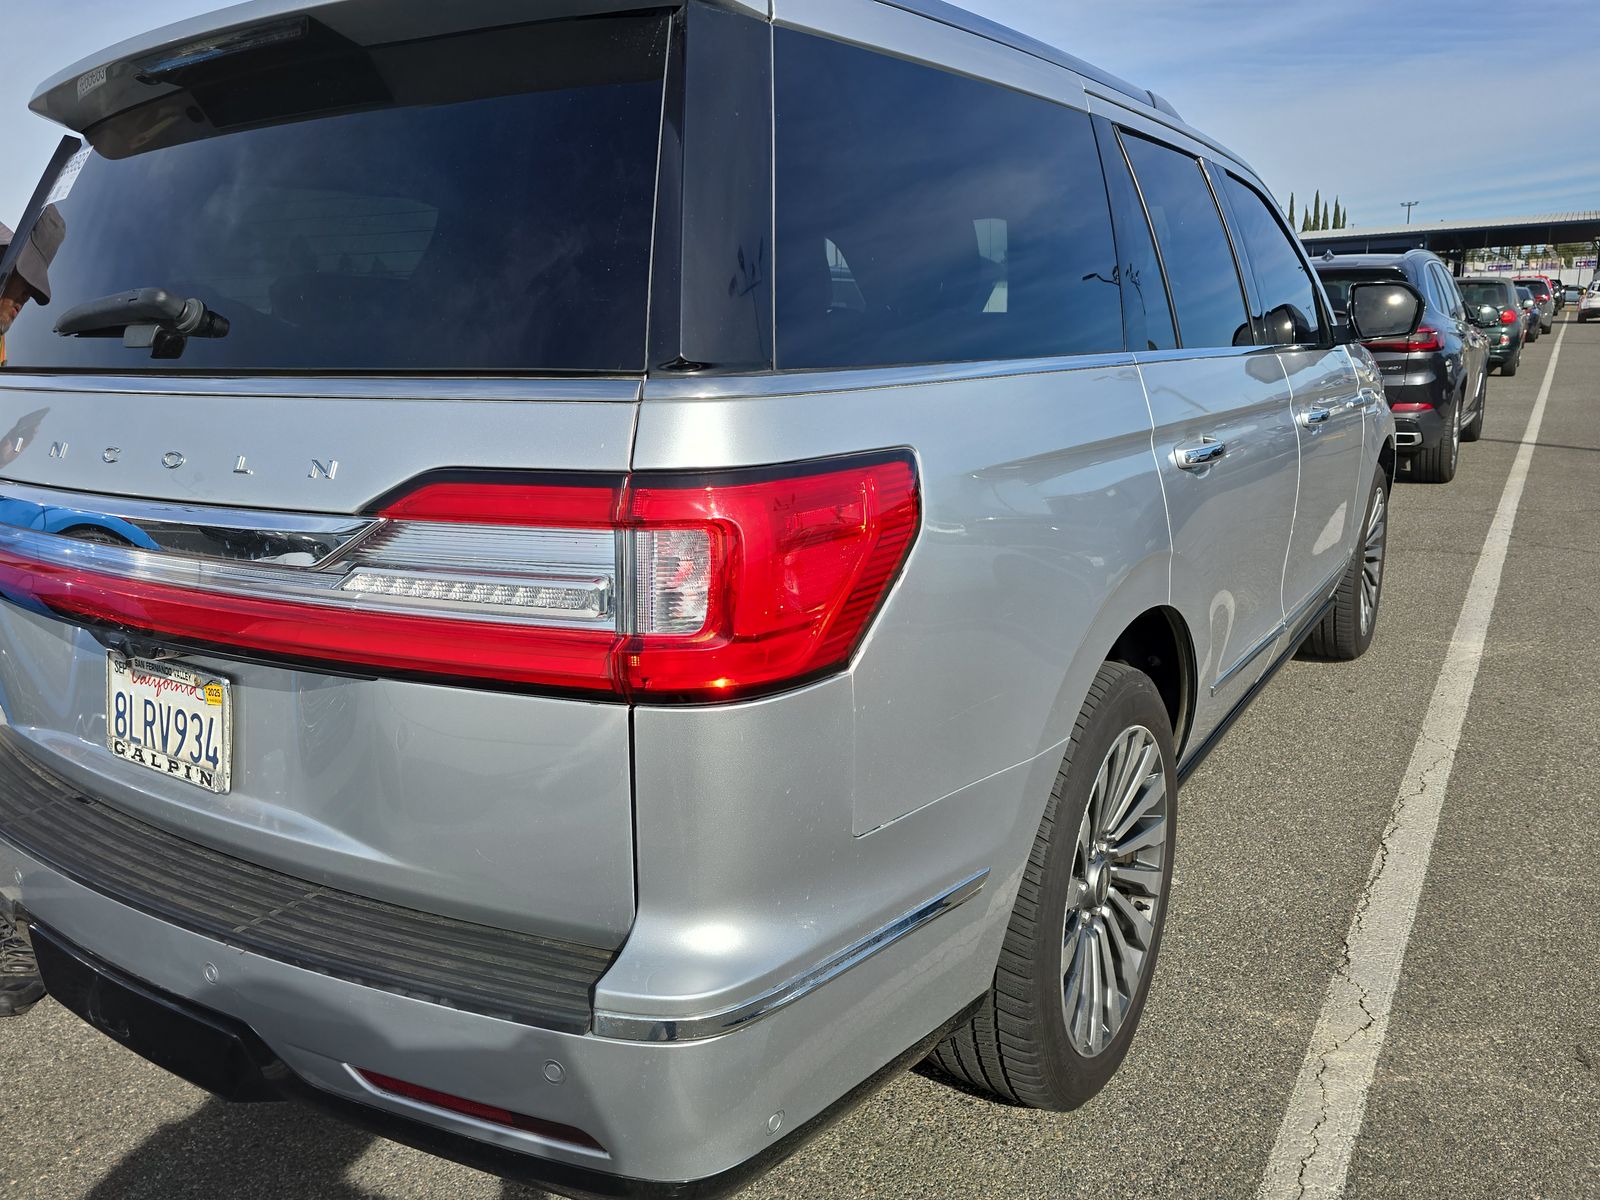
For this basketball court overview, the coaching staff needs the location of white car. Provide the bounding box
[1580,286,1600,323]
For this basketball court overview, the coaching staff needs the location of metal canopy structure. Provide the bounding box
[1302,211,1600,258]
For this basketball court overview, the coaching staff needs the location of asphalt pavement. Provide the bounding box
[3,315,1597,1200]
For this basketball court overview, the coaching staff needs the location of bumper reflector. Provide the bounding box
[355,1069,605,1152]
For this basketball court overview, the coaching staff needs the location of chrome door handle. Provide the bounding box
[1172,437,1227,470]
[1298,407,1333,428]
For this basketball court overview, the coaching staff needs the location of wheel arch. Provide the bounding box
[1105,606,1196,759]
[1033,555,1197,772]
[1378,435,1396,491]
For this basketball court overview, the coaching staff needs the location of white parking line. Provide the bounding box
[1257,321,1570,1200]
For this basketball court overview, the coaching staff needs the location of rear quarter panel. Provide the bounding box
[614,360,1173,1012]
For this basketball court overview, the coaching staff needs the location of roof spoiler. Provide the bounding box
[29,0,652,133]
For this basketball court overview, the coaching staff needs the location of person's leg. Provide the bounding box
[0,915,44,1016]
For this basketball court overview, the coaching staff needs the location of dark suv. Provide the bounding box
[1314,250,1488,483]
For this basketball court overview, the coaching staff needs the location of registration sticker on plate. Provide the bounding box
[106,653,232,794]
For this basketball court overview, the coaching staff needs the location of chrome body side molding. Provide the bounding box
[592,869,989,1042]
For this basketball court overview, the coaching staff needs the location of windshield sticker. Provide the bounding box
[44,145,92,206]
[76,65,107,99]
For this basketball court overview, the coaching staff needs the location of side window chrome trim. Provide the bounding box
[0,374,644,403]
[643,352,1138,400]
[1131,345,1280,366]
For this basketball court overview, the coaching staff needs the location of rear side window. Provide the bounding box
[1119,133,1251,350]
[1430,264,1465,318]
[1,15,669,373]
[774,32,1123,369]
[1217,174,1324,346]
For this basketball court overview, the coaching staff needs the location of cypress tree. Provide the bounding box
[1313,191,1322,230]
[1288,194,1296,226]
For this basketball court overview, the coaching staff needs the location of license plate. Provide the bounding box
[106,653,232,794]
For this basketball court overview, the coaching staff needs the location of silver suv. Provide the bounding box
[0,0,1419,1192]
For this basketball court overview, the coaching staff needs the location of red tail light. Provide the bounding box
[1389,402,1434,413]
[1499,308,1519,325]
[1364,324,1443,353]
[0,453,920,703]
[355,1069,605,1151]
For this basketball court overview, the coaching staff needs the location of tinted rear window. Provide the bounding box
[1459,282,1510,307]
[773,31,1123,369]
[1,15,668,373]
[1313,268,1405,312]
[1516,280,1551,297]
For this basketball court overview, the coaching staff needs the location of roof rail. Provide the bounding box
[878,0,1180,120]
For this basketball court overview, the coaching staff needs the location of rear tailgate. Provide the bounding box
[0,8,674,967]
[0,378,640,950]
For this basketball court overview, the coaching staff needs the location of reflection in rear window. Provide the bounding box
[1459,283,1509,308]
[1,15,668,373]
[1311,270,1403,312]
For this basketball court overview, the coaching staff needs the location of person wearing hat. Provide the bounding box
[0,205,67,368]
[0,205,66,1015]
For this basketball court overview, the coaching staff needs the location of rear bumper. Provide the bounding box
[19,920,972,1198]
[1388,405,1446,455]
[0,778,1002,1190]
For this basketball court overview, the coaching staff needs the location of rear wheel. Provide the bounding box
[1410,395,1460,484]
[929,661,1176,1110]
[1301,467,1388,661]
[1461,373,1486,443]
[1501,348,1520,377]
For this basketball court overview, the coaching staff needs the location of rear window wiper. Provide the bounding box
[54,288,230,359]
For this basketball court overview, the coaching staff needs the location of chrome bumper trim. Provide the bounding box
[592,869,990,1043]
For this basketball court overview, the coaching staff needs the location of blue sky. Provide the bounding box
[3,0,1597,233]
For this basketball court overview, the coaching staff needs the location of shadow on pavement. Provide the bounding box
[82,1097,552,1200]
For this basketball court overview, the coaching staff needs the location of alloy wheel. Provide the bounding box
[1061,725,1168,1057]
[1359,485,1387,636]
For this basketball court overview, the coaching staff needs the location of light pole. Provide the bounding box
[1401,201,1419,224]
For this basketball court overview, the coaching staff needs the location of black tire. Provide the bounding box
[1461,374,1485,443]
[929,662,1177,1110]
[1527,324,1539,343]
[1501,349,1520,377]
[1410,394,1460,484]
[1301,468,1389,661]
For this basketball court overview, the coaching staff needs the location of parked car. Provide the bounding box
[0,1,1418,1193]
[1314,250,1487,482]
[1581,284,1600,322]
[1513,277,1556,332]
[1516,286,1541,341]
[1458,276,1525,378]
